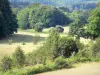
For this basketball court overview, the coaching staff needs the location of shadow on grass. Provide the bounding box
[0,34,45,44]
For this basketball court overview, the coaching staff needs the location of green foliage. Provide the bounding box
[69,19,86,38]
[86,7,100,39]
[0,56,12,72]
[91,38,100,58]
[45,28,60,59]
[17,3,70,29]
[0,0,18,38]
[12,46,25,67]
[3,64,56,75]
[58,37,78,58]
[17,8,30,29]
[34,22,43,32]
[54,56,68,69]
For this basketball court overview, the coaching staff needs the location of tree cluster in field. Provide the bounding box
[69,3,100,39]
[0,0,18,38]
[17,3,71,31]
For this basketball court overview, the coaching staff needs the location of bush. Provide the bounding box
[45,28,60,59]
[57,37,78,58]
[0,56,12,72]
[91,38,100,58]
[54,56,69,69]
[12,46,25,67]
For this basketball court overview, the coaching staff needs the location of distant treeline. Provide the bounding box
[9,0,98,10]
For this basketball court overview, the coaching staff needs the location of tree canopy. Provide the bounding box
[86,7,100,39]
[17,3,71,29]
[0,0,18,38]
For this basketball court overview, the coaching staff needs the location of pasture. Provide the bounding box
[0,31,45,58]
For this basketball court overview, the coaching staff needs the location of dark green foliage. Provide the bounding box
[0,0,18,38]
[12,46,25,67]
[34,22,43,32]
[69,10,91,38]
[58,37,78,58]
[0,56,12,72]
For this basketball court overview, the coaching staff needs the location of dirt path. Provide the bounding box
[36,62,100,75]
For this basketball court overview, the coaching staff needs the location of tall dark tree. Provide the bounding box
[0,0,18,38]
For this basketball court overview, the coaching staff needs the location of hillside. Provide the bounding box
[9,0,100,7]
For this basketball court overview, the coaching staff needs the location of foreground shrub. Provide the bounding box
[54,56,69,69]
[91,38,100,58]
[44,28,60,59]
[0,56,12,72]
[4,64,56,75]
[58,37,78,58]
[12,46,25,67]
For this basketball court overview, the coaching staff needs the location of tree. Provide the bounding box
[1,56,12,72]
[0,0,18,38]
[29,4,70,28]
[44,28,60,59]
[17,8,29,29]
[86,7,100,39]
[12,46,25,67]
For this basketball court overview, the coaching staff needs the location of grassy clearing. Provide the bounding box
[0,31,45,58]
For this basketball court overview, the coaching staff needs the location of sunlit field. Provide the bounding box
[0,31,45,58]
